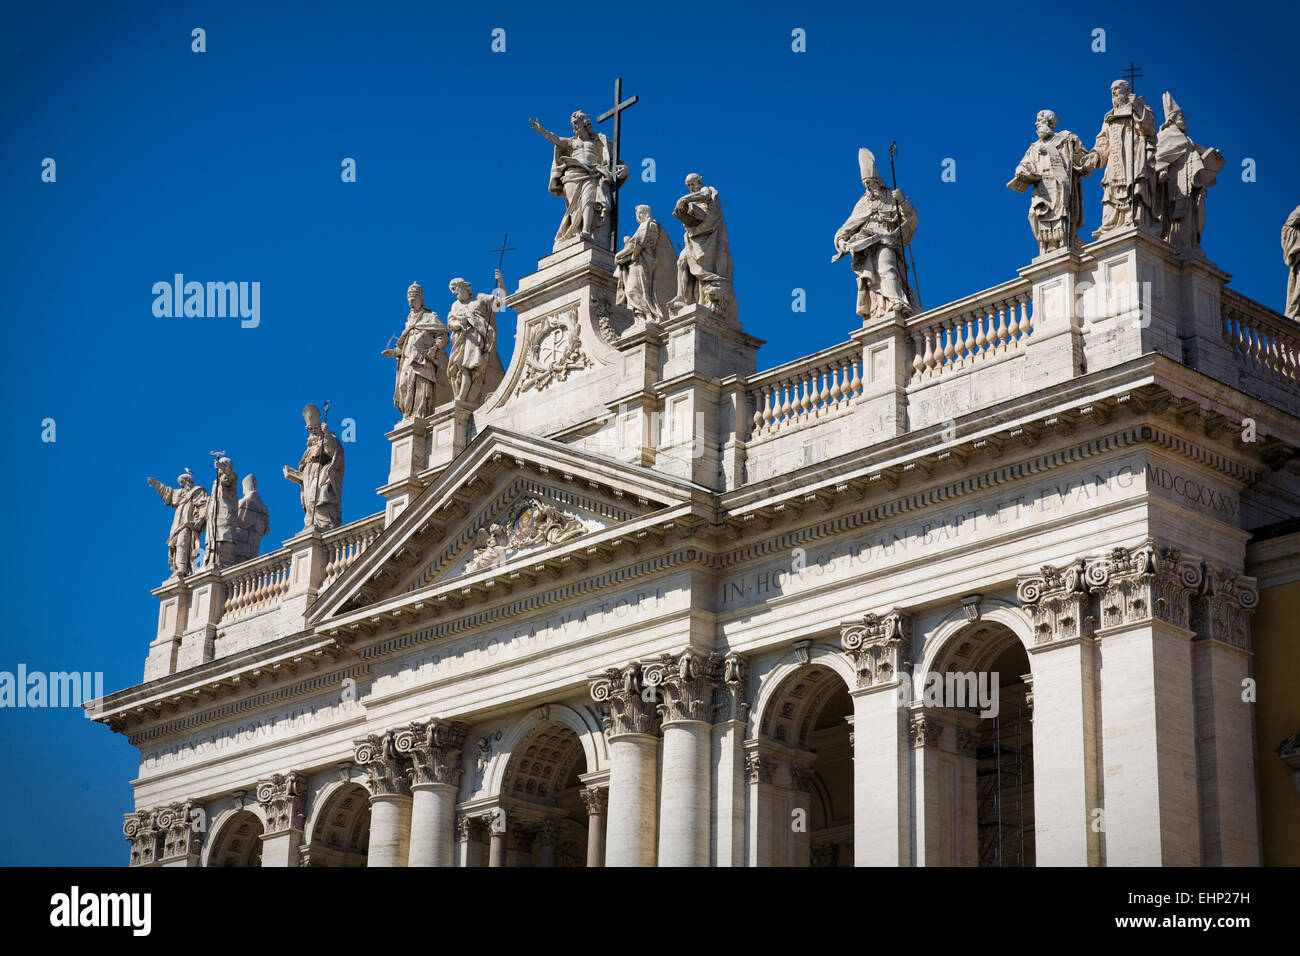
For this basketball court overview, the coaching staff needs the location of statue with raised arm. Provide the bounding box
[1085,79,1159,236]
[670,173,738,321]
[233,473,270,563]
[1008,110,1090,255]
[204,455,240,570]
[1284,206,1300,320]
[447,269,504,405]
[284,403,344,532]
[615,204,678,328]
[146,468,207,577]
[833,148,918,321]
[1153,92,1225,255]
[383,282,447,420]
[528,111,628,250]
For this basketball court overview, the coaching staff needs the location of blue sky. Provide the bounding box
[1,0,1296,865]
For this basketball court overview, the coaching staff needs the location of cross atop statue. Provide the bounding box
[598,77,639,253]
[490,232,516,272]
[1121,61,1143,93]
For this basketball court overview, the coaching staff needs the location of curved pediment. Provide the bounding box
[306,427,705,625]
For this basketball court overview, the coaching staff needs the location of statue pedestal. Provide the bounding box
[145,577,191,681]
[379,402,476,525]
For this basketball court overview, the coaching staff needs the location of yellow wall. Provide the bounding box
[1254,578,1300,865]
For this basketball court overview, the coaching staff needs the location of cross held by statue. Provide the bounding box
[1122,61,1143,93]
[490,233,516,272]
[598,77,638,253]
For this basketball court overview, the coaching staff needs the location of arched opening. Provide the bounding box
[752,662,855,866]
[494,719,590,866]
[930,621,1034,867]
[206,809,263,867]
[304,782,371,867]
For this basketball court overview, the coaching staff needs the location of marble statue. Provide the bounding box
[1284,206,1300,320]
[1153,93,1225,255]
[528,110,628,249]
[615,204,677,327]
[833,148,919,320]
[147,469,207,576]
[383,282,447,421]
[284,403,344,532]
[204,456,240,570]
[233,473,270,564]
[447,270,504,404]
[670,174,737,321]
[1085,79,1159,236]
[1008,110,1090,255]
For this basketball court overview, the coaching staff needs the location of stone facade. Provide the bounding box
[94,173,1300,866]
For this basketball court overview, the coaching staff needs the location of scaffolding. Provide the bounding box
[976,697,1034,867]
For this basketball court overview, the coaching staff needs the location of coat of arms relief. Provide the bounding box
[462,497,587,575]
[518,307,591,392]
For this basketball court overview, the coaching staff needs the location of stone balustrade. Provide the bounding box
[746,341,864,438]
[221,553,292,623]
[905,278,1034,384]
[1222,289,1300,391]
[321,516,385,590]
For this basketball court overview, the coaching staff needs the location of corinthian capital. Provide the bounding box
[643,649,721,723]
[1192,564,1259,650]
[256,772,307,834]
[580,786,608,816]
[354,732,411,797]
[393,718,469,787]
[719,652,751,723]
[840,609,912,688]
[1086,539,1202,631]
[123,809,160,867]
[154,800,203,861]
[1017,558,1094,644]
[589,663,659,737]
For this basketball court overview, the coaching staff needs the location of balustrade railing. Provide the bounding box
[747,341,864,438]
[321,515,384,589]
[1222,289,1300,388]
[222,553,292,622]
[906,278,1033,384]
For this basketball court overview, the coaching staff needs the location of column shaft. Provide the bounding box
[658,720,712,866]
[408,783,458,867]
[367,794,412,867]
[605,734,659,866]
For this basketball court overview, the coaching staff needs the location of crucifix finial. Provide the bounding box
[598,77,639,254]
[490,232,516,272]
[1122,61,1143,93]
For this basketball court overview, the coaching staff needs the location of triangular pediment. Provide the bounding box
[307,427,706,625]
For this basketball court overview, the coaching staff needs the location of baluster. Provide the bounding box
[962,315,976,364]
[831,360,845,405]
[975,310,988,355]
[818,367,831,411]
[850,358,862,396]
[779,381,792,424]
[994,303,1009,353]
[942,319,957,369]
[921,326,936,377]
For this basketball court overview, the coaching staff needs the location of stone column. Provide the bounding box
[394,719,467,867]
[256,772,306,867]
[590,663,660,867]
[1087,542,1204,866]
[713,653,750,866]
[155,801,203,867]
[1018,561,1101,866]
[954,724,980,866]
[790,762,815,867]
[744,747,780,866]
[537,820,559,868]
[355,733,412,867]
[842,610,913,866]
[456,815,486,867]
[910,712,946,866]
[1191,566,1260,865]
[580,787,608,867]
[488,810,509,867]
[646,650,720,867]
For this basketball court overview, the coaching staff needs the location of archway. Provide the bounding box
[206,809,264,867]
[925,619,1035,867]
[304,782,371,867]
[751,657,855,866]
[493,719,591,866]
